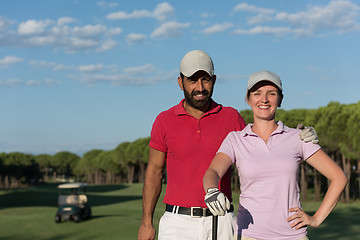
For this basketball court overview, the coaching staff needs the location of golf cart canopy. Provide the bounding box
[58,183,88,189]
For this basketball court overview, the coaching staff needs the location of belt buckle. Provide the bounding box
[190,207,203,218]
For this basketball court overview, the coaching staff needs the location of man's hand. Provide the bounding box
[204,188,230,216]
[297,123,319,144]
[138,223,156,240]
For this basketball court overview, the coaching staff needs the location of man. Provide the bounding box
[137,50,318,240]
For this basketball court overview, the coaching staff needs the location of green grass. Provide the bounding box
[0,184,359,240]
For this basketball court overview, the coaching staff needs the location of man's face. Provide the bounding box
[180,70,215,111]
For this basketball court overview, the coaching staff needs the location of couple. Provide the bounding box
[138,50,347,240]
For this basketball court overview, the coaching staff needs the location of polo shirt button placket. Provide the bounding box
[196,120,201,140]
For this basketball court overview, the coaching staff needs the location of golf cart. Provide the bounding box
[55,182,91,223]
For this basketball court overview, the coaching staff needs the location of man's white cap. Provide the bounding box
[247,70,282,91]
[180,50,214,77]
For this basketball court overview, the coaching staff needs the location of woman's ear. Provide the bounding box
[278,94,283,107]
[246,95,251,107]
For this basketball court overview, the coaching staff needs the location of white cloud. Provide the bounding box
[26,78,60,86]
[151,21,190,38]
[107,10,151,20]
[80,73,171,86]
[153,2,175,21]
[79,64,104,73]
[126,33,147,45]
[203,22,233,35]
[1,17,121,52]
[0,16,13,32]
[96,1,118,9]
[107,27,122,35]
[107,2,174,21]
[0,79,23,87]
[233,3,275,14]
[0,77,60,87]
[123,64,155,74]
[231,0,360,37]
[57,17,76,26]
[97,39,118,52]
[276,0,360,36]
[71,24,107,37]
[200,12,216,18]
[0,56,24,68]
[18,19,54,35]
[28,60,73,71]
[26,35,57,46]
[77,64,175,86]
[233,26,292,36]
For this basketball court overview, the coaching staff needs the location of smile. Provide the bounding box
[259,106,270,109]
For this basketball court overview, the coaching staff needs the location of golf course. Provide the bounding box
[0,183,359,240]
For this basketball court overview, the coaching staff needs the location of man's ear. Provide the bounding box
[177,76,184,90]
[178,76,184,90]
[212,75,216,85]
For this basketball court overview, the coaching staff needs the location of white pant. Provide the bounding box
[158,211,236,240]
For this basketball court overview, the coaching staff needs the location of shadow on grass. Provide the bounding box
[307,206,360,239]
[0,183,141,209]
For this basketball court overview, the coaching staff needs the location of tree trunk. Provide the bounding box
[43,168,49,182]
[300,162,308,202]
[341,154,350,203]
[95,170,102,185]
[138,162,146,183]
[11,177,19,188]
[127,165,135,184]
[358,160,360,199]
[4,175,9,188]
[106,171,112,184]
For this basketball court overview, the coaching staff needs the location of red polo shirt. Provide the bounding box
[149,99,246,208]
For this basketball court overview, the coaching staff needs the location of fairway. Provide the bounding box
[0,184,359,240]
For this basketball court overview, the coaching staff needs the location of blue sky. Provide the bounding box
[1,0,359,156]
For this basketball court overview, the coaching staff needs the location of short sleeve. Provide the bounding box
[149,114,167,153]
[301,141,321,161]
[217,132,237,163]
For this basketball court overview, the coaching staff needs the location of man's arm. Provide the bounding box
[138,147,166,240]
[297,123,319,143]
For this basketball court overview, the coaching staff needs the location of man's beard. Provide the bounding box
[183,88,213,111]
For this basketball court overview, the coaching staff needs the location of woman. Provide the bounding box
[203,70,348,240]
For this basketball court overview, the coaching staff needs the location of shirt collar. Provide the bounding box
[241,120,289,137]
[174,99,221,117]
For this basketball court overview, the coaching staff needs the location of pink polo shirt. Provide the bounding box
[150,99,246,208]
[218,121,321,240]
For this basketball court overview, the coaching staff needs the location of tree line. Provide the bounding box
[1,101,359,202]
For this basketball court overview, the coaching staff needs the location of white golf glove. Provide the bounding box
[204,188,230,216]
[297,123,319,144]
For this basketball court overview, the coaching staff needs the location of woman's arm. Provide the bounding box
[288,149,348,229]
[203,152,233,193]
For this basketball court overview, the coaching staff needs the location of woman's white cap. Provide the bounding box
[180,50,214,77]
[247,70,282,91]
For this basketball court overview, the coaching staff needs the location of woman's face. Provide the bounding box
[247,82,282,121]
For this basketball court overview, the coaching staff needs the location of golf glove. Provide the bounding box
[204,188,230,216]
[297,124,319,144]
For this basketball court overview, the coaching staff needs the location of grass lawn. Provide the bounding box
[0,183,359,240]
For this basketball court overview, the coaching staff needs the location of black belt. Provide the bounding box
[165,204,234,218]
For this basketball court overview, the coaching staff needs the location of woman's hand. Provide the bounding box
[287,207,321,229]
